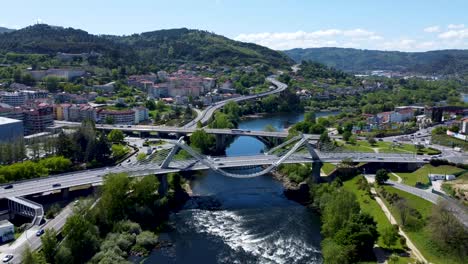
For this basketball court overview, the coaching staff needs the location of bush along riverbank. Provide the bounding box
[27,172,189,263]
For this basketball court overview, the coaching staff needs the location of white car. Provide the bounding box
[2,254,13,263]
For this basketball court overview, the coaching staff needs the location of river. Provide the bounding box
[143,112,337,264]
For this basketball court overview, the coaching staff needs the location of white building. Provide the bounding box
[0,220,14,243]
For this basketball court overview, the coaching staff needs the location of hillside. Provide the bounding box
[0,27,14,34]
[283,47,468,75]
[0,24,292,67]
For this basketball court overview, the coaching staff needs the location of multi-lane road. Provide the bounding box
[0,151,429,199]
[183,75,288,128]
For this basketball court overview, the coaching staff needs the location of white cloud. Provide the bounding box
[235,27,468,51]
[235,28,382,50]
[423,26,440,33]
[438,29,468,39]
[448,24,465,29]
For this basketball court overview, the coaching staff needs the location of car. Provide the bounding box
[378,138,383,141]
[377,157,384,160]
[218,163,224,166]
[423,158,430,161]
[36,229,45,236]
[2,254,13,263]
[3,184,13,189]
[213,158,220,161]
[52,183,61,188]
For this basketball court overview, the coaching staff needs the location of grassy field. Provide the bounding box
[431,134,468,151]
[380,186,464,264]
[395,164,467,186]
[321,163,336,175]
[343,177,406,251]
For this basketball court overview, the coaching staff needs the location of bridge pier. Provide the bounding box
[61,188,70,199]
[157,175,169,196]
[311,161,323,183]
[215,134,227,153]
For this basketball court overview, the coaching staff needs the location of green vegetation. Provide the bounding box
[375,169,389,185]
[107,129,125,143]
[395,164,466,186]
[189,129,216,154]
[111,144,129,159]
[0,156,71,183]
[278,164,311,183]
[284,47,468,75]
[0,24,292,69]
[342,176,405,251]
[431,134,468,151]
[378,186,467,264]
[34,172,187,263]
[321,163,336,175]
[310,180,378,263]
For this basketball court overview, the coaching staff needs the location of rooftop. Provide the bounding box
[0,116,22,125]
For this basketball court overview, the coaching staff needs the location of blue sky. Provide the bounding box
[1,0,467,51]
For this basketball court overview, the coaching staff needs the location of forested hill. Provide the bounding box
[283,47,468,75]
[0,24,292,67]
[0,27,15,34]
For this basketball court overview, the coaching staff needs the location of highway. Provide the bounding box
[0,151,428,199]
[55,121,293,138]
[183,75,288,128]
[0,204,74,264]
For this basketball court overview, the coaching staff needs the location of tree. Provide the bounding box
[63,214,100,264]
[342,131,352,142]
[375,169,389,185]
[428,201,468,260]
[382,225,399,247]
[41,229,58,263]
[263,124,277,132]
[107,129,125,143]
[145,100,156,111]
[190,129,215,154]
[22,246,47,264]
[321,238,354,264]
[304,112,316,123]
[44,76,61,92]
[367,137,377,146]
[132,175,159,205]
[388,254,400,264]
[100,173,131,224]
[322,190,360,237]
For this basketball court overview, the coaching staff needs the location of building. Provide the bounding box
[133,106,149,124]
[461,117,468,135]
[23,104,54,135]
[148,84,169,99]
[29,68,86,80]
[97,109,135,124]
[0,220,14,243]
[0,117,23,142]
[91,82,115,93]
[0,92,26,106]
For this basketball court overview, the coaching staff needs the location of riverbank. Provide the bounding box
[270,169,310,205]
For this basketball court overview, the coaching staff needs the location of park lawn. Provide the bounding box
[343,177,405,251]
[321,163,336,175]
[389,173,400,182]
[380,186,464,264]
[395,164,466,186]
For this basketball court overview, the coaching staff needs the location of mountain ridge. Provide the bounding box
[283,47,468,75]
[0,24,293,68]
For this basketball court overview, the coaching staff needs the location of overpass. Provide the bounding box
[0,135,428,199]
[183,76,288,128]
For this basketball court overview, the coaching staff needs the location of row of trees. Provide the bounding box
[0,156,71,183]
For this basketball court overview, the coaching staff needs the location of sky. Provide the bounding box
[1,0,468,52]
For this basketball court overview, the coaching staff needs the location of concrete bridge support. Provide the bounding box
[61,188,70,199]
[311,161,323,183]
[215,134,227,153]
[157,174,169,196]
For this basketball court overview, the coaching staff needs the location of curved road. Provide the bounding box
[183,75,288,128]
